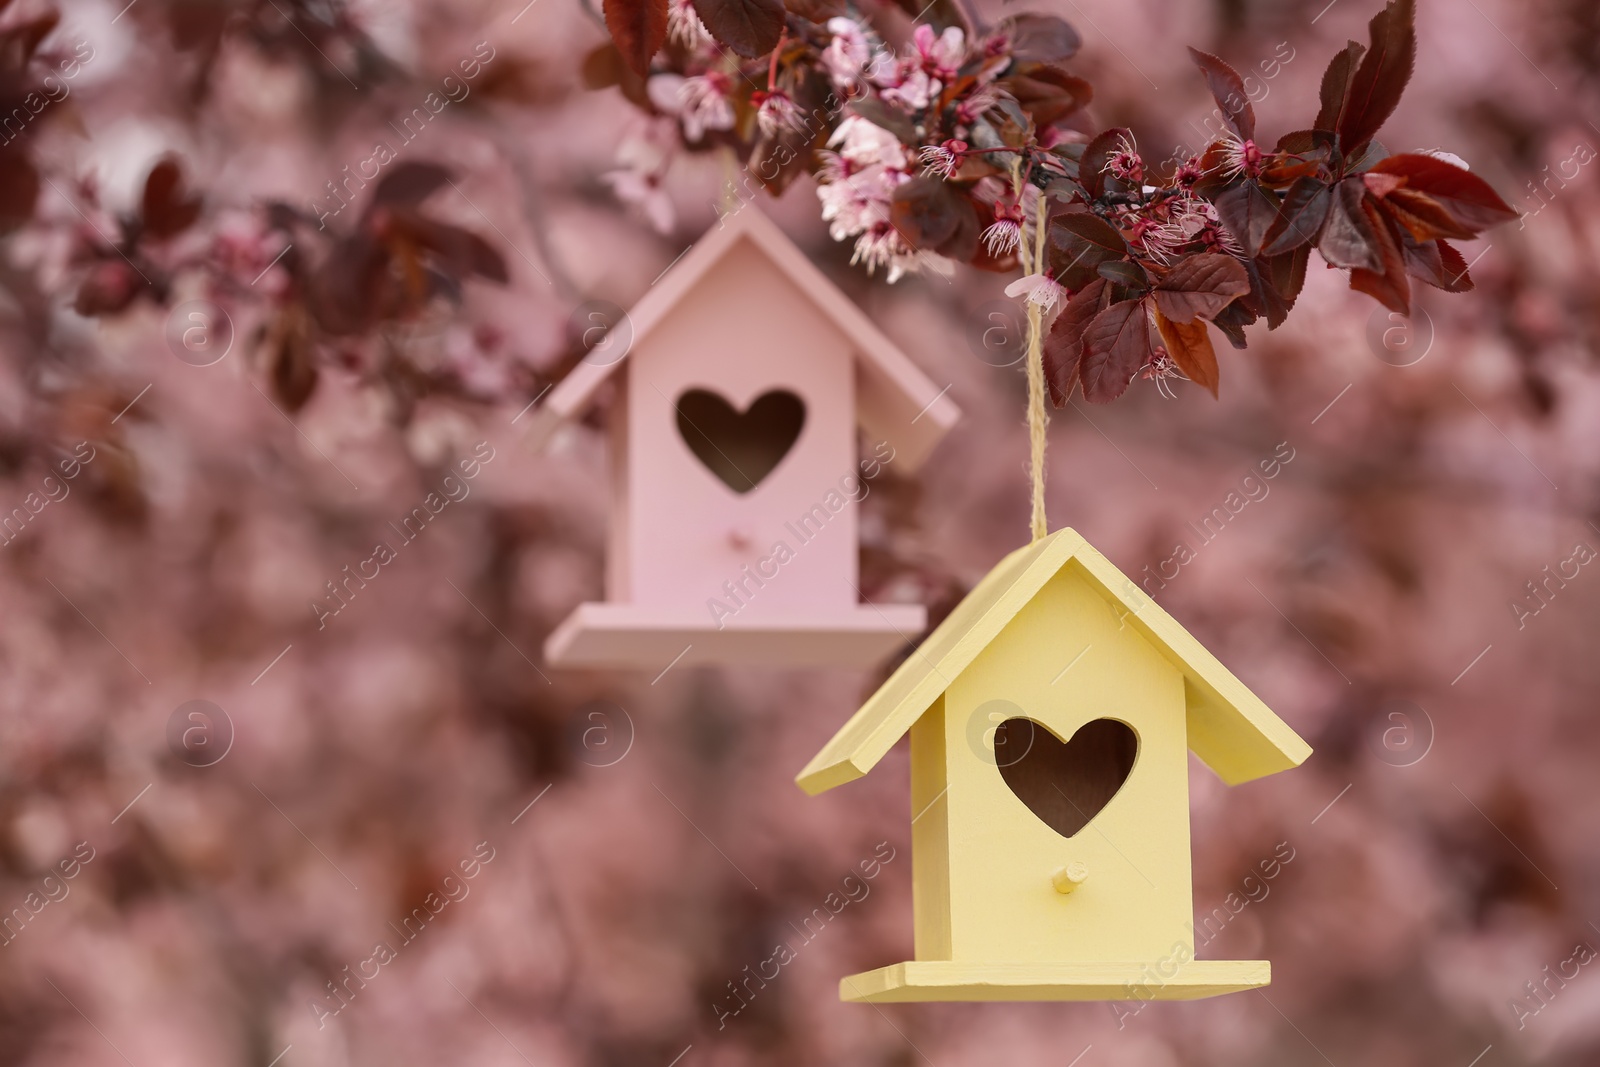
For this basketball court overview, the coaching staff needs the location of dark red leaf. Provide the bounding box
[1367,153,1519,233]
[1080,299,1152,403]
[1153,307,1220,398]
[393,216,510,284]
[1402,235,1475,293]
[603,0,668,77]
[749,130,812,195]
[1187,47,1255,142]
[1049,212,1127,258]
[1437,240,1474,291]
[785,0,844,20]
[1257,245,1310,328]
[1097,259,1148,289]
[1343,139,1390,174]
[1078,127,1130,199]
[1381,187,1475,241]
[0,149,39,233]
[1349,197,1410,313]
[582,42,651,108]
[1261,178,1333,256]
[890,177,958,250]
[938,193,981,262]
[1317,178,1382,271]
[890,177,978,259]
[1259,155,1325,185]
[141,157,202,240]
[269,309,319,412]
[885,0,966,32]
[1048,211,1126,288]
[1338,0,1415,154]
[1151,253,1250,322]
[309,234,388,336]
[1008,64,1093,130]
[1006,15,1081,63]
[690,0,782,59]
[1042,278,1107,405]
[1212,181,1278,257]
[372,163,452,208]
[581,43,623,88]
[6,12,58,65]
[1313,40,1364,133]
[166,0,229,51]
[1271,129,1338,183]
[1211,298,1255,349]
[1277,128,1339,157]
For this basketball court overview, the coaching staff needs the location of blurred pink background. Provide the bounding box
[1,0,1598,1064]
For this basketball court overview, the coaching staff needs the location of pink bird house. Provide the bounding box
[526,207,960,669]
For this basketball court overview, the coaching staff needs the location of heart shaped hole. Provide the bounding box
[675,388,806,494]
[994,717,1138,838]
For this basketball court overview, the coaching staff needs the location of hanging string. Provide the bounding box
[1013,157,1050,543]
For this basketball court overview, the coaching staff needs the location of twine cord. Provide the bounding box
[1013,157,1050,543]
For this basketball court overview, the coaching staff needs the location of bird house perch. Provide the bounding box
[526,208,960,669]
[797,528,1312,1002]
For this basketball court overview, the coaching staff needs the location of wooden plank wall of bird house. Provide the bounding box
[617,235,858,622]
[910,562,1196,967]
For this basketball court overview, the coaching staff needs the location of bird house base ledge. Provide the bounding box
[839,959,1271,1003]
[544,602,926,668]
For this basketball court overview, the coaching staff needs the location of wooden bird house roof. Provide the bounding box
[522,207,960,470]
[796,528,1312,795]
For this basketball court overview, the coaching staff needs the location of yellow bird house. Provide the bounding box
[796,528,1311,1003]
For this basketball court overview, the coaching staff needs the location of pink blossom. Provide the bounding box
[602,168,675,234]
[648,71,734,142]
[815,115,947,282]
[603,120,678,234]
[875,25,965,111]
[816,162,900,242]
[210,209,291,295]
[1004,272,1066,313]
[974,179,1041,258]
[828,115,908,169]
[850,224,952,284]
[753,89,808,138]
[911,24,966,81]
[882,68,939,111]
[1172,154,1205,190]
[918,140,966,180]
[822,18,875,89]
[615,118,678,175]
[954,82,1005,128]
[1105,132,1145,184]
[1143,197,1240,262]
[1213,132,1265,180]
[666,0,712,49]
[1139,346,1188,398]
[982,217,1021,257]
[851,224,918,282]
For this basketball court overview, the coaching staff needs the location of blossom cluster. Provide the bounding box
[593,0,1516,404]
[602,7,1054,284]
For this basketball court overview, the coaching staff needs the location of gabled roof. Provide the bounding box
[796,528,1312,795]
[521,207,960,471]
